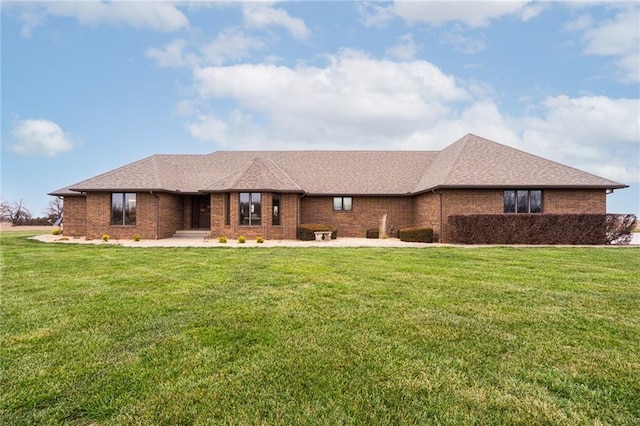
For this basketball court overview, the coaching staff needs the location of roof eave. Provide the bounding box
[412,183,628,195]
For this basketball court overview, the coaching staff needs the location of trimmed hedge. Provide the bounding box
[447,214,637,245]
[399,227,433,243]
[298,223,338,241]
[366,229,379,239]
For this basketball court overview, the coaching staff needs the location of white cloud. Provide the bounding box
[185,49,638,184]
[519,95,640,182]
[19,1,189,35]
[10,119,73,157]
[568,5,640,83]
[441,26,487,54]
[201,28,266,65]
[146,39,195,68]
[390,1,534,28]
[386,34,419,60]
[189,50,473,148]
[357,3,397,28]
[185,113,229,145]
[242,3,309,40]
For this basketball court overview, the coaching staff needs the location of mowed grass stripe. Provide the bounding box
[1,233,639,425]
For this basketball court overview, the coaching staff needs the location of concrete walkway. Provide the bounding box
[31,233,640,248]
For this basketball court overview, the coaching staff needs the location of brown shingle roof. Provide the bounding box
[49,134,627,196]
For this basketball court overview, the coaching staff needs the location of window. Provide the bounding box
[224,193,230,226]
[272,193,281,226]
[504,190,542,213]
[111,193,136,225]
[239,192,261,226]
[333,196,352,211]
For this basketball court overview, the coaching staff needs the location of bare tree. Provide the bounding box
[44,197,63,221]
[0,199,32,225]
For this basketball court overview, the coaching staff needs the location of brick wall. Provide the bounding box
[62,196,86,237]
[300,196,414,238]
[414,192,441,241]
[84,192,183,240]
[210,192,299,240]
[543,189,605,214]
[72,188,609,242]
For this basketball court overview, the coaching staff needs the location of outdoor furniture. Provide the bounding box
[314,231,332,241]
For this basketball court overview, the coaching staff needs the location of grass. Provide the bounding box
[1,232,639,425]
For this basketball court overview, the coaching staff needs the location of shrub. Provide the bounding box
[218,236,227,243]
[298,224,338,241]
[101,234,110,242]
[366,228,379,239]
[256,236,265,243]
[446,214,634,245]
[238,235,246,244]
[51,229,60,235]
[399,227,433,243]
[132,234,141,242]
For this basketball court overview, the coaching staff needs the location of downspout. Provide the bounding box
[432,189,443,243]
[151,191,160,239]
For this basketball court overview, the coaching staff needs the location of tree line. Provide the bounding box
[1,198,62,226]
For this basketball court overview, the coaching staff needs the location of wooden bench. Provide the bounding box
[314,231,332,241]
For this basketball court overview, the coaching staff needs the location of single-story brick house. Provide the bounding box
[49,134,627,242]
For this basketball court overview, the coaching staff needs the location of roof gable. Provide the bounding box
[204,156,303,192]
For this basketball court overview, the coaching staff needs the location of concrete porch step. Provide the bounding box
[173,230,211,239]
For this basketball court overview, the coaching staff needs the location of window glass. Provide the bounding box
[251,192,261,226]
[239,192,250,225]
[530,190,542,213]
[272,193,280,226]
[112,193,124,225]
[224,193,230,226]
[505,190,542,214]
[124,193,136,225]
[111,193,136,225]
[343,197,352,211]
[333,197,343,210]
[239,192,261,226]
[504,190,515,213]
[516,190,529,213]
[333,196,352,211]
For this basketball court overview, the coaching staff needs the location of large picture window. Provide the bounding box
[240,192,261,226]
[504,190,542,213]
[111,193,136,225]
[333,196,352,211]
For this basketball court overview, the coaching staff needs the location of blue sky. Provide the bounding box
[2,1,639,217]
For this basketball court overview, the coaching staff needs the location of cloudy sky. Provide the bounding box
[1,1,638,216]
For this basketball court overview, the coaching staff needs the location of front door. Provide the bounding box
[191,195,211,229]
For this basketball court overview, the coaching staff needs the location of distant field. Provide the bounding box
[1,232,639,425]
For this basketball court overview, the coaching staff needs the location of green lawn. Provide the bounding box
[1,233,639,425]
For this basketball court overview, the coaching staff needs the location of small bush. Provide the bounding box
[256,236,265,243]
[51,229,60,235]
[132,234,141,242]
[366,229,379,239]
[238,235,246,244]
[399,227,433,243]
[101,234,110,242]
[298,224,338,241]
[218,236,227,243]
